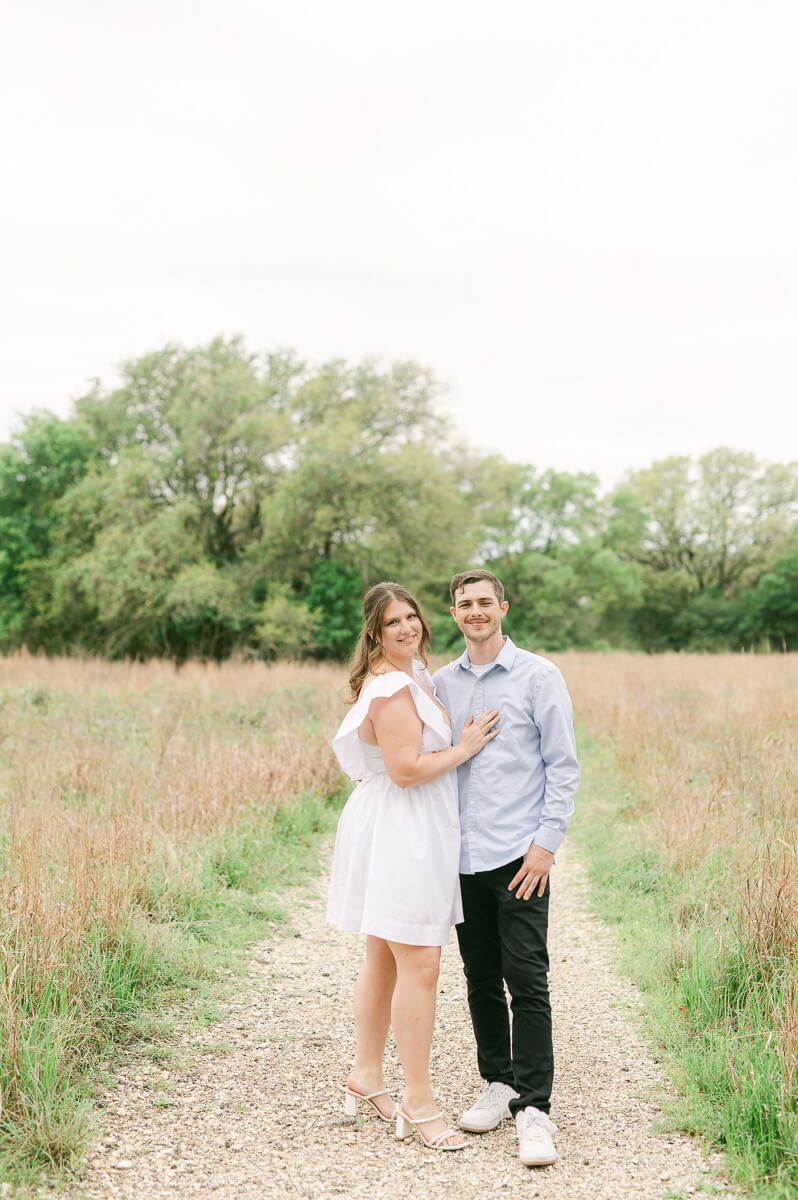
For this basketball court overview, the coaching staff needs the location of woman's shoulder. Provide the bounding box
[357,670,416,699]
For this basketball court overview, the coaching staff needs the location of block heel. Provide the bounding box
[395,1111,413,1138]
[342,1085,394,1123]
[394,1108,465,1151]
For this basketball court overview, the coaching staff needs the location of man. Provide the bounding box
[433,569,579,1167]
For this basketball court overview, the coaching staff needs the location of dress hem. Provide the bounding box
[326,909,456,948]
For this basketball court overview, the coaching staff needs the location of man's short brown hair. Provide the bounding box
[449,569,505,605]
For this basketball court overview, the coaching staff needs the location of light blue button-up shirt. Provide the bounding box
[433,637,579,874]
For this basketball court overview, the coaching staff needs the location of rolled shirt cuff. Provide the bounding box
[531,825,565,856]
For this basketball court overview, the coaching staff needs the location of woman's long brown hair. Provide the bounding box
[347,581,431,704]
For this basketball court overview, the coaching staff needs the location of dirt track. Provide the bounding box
[64,842,739,1200]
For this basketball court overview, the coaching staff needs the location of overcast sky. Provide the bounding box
[2,0,797,486]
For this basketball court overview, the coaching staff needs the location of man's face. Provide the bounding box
[450,580,509,643]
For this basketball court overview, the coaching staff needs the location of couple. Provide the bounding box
[326,571,579,1166]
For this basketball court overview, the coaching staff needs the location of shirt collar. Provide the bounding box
[456,635,517,673]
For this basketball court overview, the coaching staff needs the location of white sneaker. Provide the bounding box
[458,1081,519,1132]
[516,1106,557,1166]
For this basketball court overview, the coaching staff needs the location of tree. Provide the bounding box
[611,449,798,649]
[3,336,795,661]
[672,588,745,652]
[5,342,499,659]
[303,560,362,659]
[615,449,798,593]
[739,544,798,650]
[489,542,641,651]
[258,359,478,590]
[477,467,642,650]
[0,413,96,646]
[73,337,298,563]
[50,501,206,658]
[479,465,601,560]
[254,585,321,660]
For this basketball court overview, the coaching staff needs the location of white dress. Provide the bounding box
[326,664,463,946]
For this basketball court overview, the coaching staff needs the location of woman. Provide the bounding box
[327,581,499,1151]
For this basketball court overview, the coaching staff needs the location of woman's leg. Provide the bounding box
[388,940,463,1148]
[346,935,396,1117]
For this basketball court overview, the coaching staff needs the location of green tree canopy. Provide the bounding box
[2,340,490,658]
[613,449,798,592]
[0,413,96,644]
[1,338,795,659]
[609,449,798,649]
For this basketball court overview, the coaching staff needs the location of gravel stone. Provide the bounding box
[61,842,741,1200]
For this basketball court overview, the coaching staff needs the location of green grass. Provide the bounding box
[0,788,346,1193]
[572,731,798,1199]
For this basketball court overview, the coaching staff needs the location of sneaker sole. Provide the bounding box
[457,1117,504,1132]
[520,1152,557,1166]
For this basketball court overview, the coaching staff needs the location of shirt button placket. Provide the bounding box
[472,681,485,870]
[472,683,484,774]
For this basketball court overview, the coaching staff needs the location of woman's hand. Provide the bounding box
[456,710,500,761]
[370,690,499,788]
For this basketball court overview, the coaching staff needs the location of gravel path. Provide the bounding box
[64,841,740,1200]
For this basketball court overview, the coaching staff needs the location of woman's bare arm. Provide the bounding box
[370,686,498,789]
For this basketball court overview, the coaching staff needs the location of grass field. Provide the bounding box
[0,650,795,1195]
[562,651,798,1199]
[0,654,348,1187]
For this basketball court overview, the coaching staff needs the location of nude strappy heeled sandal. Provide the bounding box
[395,1108,466,1150]
[343,1085,395,1123]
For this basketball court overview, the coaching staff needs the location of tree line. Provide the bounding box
[1,337,796,660]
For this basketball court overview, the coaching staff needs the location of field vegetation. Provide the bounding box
[0,650,795,1196]
[0,653,346,1186]
[566,651,798,1198]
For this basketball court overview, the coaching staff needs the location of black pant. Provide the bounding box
[456,859,553,1114]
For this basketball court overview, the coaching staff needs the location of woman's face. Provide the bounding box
[380,599,422,661]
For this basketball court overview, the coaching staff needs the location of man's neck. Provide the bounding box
[465,632,506,665]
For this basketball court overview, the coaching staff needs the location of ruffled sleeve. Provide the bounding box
[415,662,440,700]
[331,669,450,782]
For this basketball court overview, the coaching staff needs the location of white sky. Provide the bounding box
[2,0,797,486]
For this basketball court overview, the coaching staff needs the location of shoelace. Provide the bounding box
[519,1112,555,1140]
[479,1082,511,1107]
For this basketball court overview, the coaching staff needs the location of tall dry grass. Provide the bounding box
[560,651,797,942]
[1,653,346,932]
[0,653,348,1172]
[2,648,795,1185]
[557,651,797,1190]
